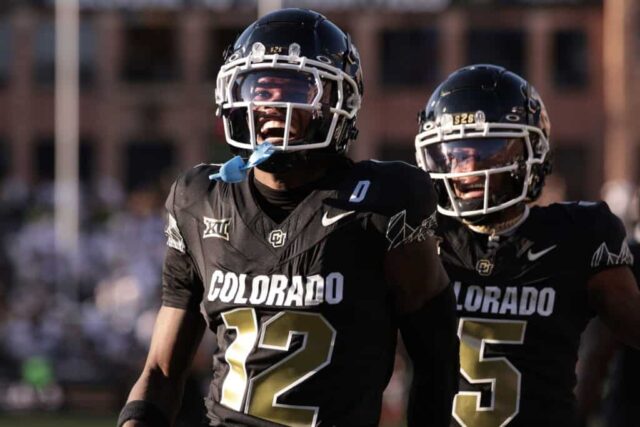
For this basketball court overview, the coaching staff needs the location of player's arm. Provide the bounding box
[587,266,640,348]
[385,236,459,427]
[574,318,620,424]
[385,235,450,313]
[121,305,206,427]
[578,202,640,349]
[120,173,207,427]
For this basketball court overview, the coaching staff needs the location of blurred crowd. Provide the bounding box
[0,176,169,412]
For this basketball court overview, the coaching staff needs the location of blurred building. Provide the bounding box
[0,0,636,199]
[603,0,639,190]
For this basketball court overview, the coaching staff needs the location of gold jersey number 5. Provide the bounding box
[220,308,336,427]
[453,318,527,427]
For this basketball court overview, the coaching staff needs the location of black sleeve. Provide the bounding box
[162,247,204,311]
[369,162,439,251]
[575,202,634,276]
[161,179,204,311]
[399,284,459,427]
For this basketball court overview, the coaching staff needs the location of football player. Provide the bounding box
[118,9,458,427]
[413,64,640,427]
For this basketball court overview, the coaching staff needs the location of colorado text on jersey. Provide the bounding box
[207,271,344,307]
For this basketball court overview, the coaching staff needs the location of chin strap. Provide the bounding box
[209,142,275,183]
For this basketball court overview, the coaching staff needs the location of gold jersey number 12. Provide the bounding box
[453,318,527,427]
[220,308,336,427]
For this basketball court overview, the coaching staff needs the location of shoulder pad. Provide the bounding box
[350,160,437,217]
[556,201,632,270]
[169,164,221,212]
[554,200,615,222]
[350,161,438,249]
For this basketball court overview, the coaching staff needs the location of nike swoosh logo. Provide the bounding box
[527,245,557,262]
[322,210,355,227]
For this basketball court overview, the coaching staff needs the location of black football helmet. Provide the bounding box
[215,8,363,168]
[415,64,551,218]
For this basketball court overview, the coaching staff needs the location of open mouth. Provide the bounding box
[453,180,485,200]
[258,117,300,143]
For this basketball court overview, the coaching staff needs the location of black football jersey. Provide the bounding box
[162,160,437,427]
[602,240,640,427]
[437,202,633,427]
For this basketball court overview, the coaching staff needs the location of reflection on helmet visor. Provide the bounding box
[231,69,318,104]
[228,69,331,146]
[425,138,524,173]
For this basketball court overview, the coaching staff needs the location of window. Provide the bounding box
[207,27,243,80]
[380,28,439,87]
[34,138,94,183]
[0,19,11,86]
[466,29,525,77]
[125,140,175,190]
[34,20,55,85]
[33,19,96,86]
[123,25,179,82]
[79,20,97,87]
[553,30,588,89]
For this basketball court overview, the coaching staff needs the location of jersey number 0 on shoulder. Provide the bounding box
[453,318,527,427]
[220,308,336,427]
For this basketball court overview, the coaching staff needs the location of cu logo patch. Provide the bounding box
[268,229,287,248]
[476,258,494,276]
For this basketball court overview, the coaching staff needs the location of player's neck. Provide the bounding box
[254,165,327,191]
[464,204,529,235]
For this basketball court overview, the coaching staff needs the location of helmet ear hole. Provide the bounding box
[526,162,551,202]
[348,125,359,141]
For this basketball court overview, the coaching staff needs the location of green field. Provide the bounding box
[0,414,116,427]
